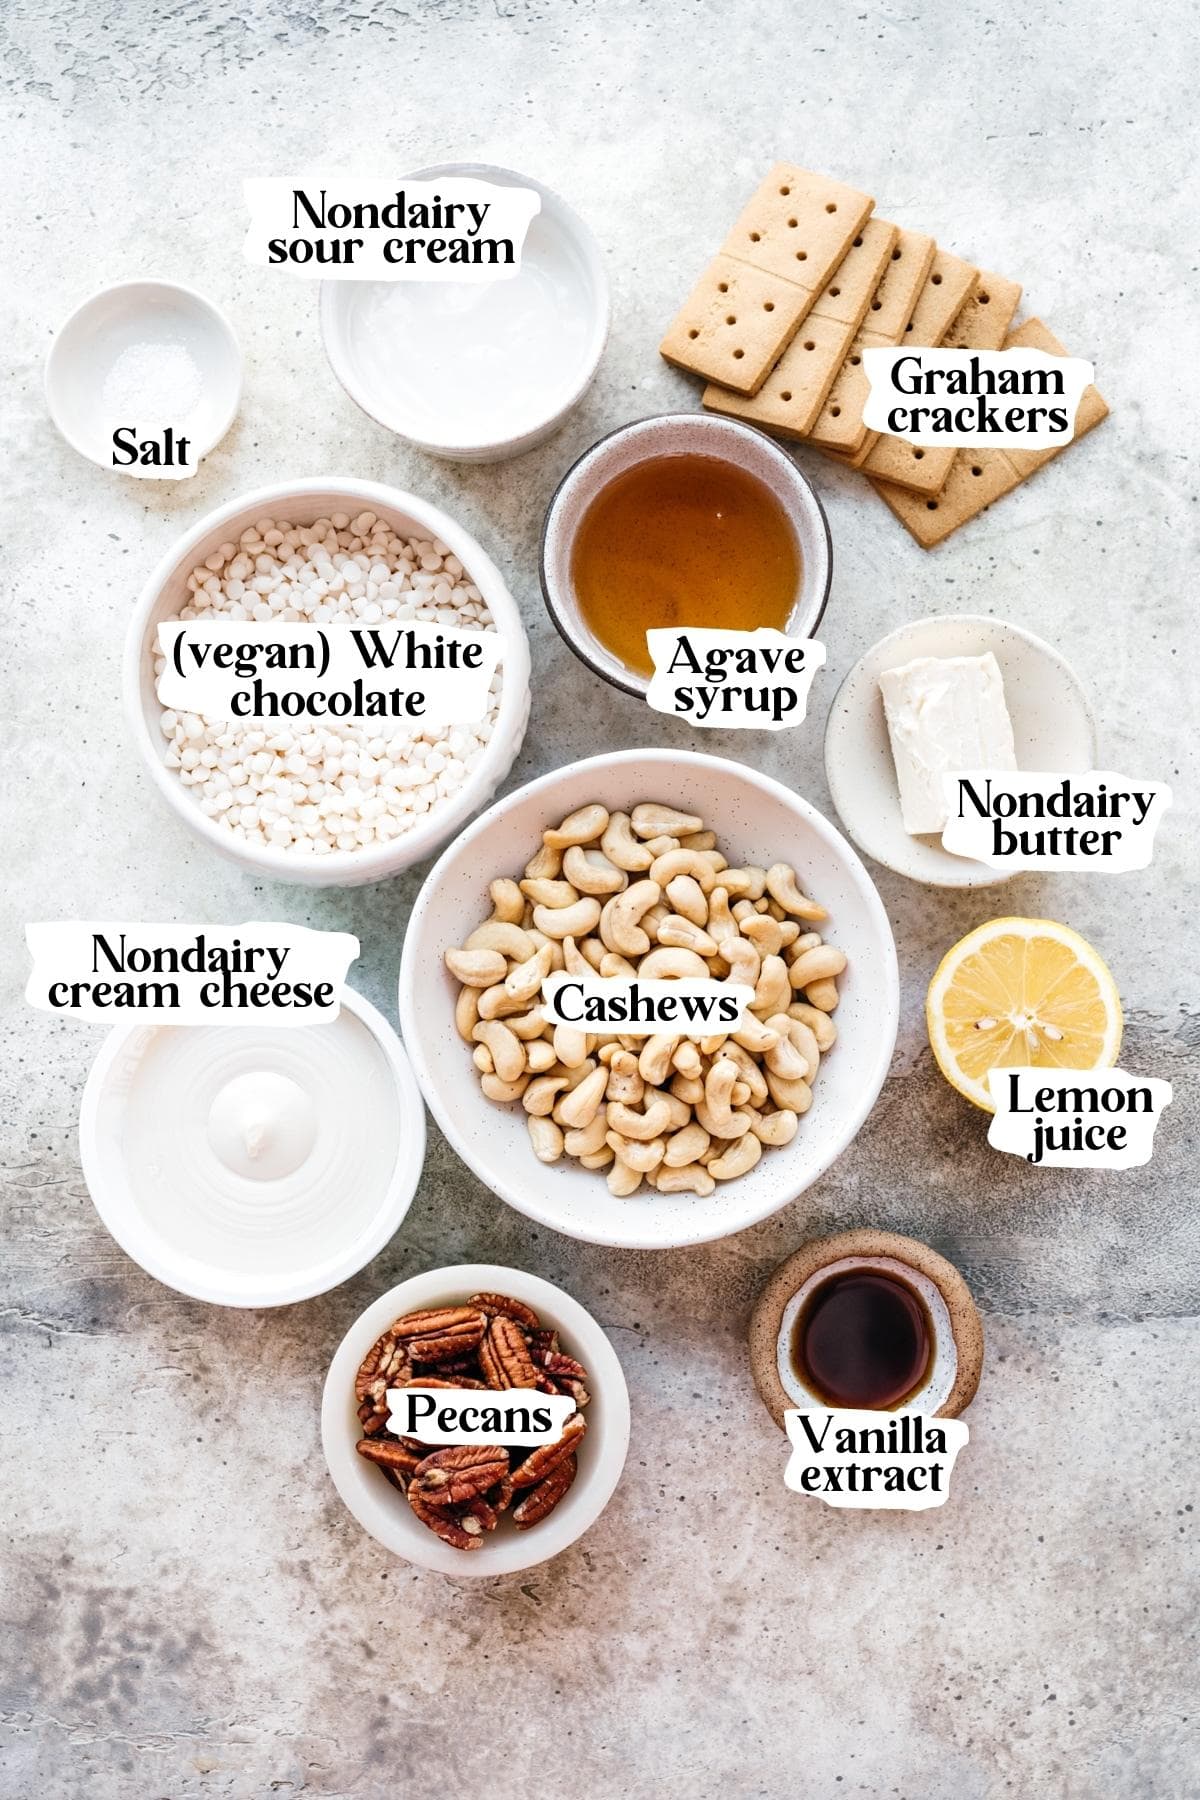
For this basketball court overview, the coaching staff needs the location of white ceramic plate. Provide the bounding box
[322,1263,630,1576]
[824,614,1098,888]
[398,748,898,1249]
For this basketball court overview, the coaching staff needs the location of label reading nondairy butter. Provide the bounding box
[542,973,755,1036]
[941,772,1171,871]
[987,1066,1173,1168]
[24,922,359,1023]
[646,628,826,730]
[243,176,539,279]
[156,621,504,726]
[386,1386,576,1446]
[862,347,1094,448]
[784,1410,969,1511]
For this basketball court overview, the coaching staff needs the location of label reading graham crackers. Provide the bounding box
[863,346,1095,448]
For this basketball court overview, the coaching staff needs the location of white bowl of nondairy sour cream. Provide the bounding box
[319,164,609,461]
[78,987,426,1306]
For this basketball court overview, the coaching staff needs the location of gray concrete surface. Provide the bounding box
[2,1,1197,1795]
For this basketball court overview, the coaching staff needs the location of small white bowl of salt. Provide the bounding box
[45,278,242,479]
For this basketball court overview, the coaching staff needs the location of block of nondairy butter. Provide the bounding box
[878,652,1017,835]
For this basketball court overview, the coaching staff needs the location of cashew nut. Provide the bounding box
[526,1039,558,1074]
[654,1162,715,1196]
[533,897,601,941]
[637,946,709,981]
[503,941,554,1004]
[665,874,709,927]
[454,984,480,1043]
[606,1158,643,1197]
[656,915,719,956]
[601,811,654,872]
[663,1121,711,1167]
[563,844,626,896]
[520,877,580,909]
[721,936,760,987]
[638,1033,681,1087]
[789,1001,838,1050]
[649,848,725,892]
[678,830,717,851]
[606,1051,645,1105]
[607,1098,674,1141]
[555,1064,609,1130]
[605,1131,665,1172]
[599,950,639,979]
[672,1041,702,1079]
[766,864,828,922]
[805,978,840,1013]
[752,955,792,1019]
[708,1132,762,1181]
[524,842,562,880]
[544,803,610,850]
[631,802,703,839]
[480,1072,529,1103]
[564,1112,610,1157]
[552,1022,590,1069]
[523,1072,570,1116]
[788,945,848,989]
[527,1116,564,1163]
[752,1108,799,1146]
[473,1020,525,1084]
[445,947,506,987]
[599,880,661,957]
[488,878,525,924]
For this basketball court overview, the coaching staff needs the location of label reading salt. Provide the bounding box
[941,771,1171,871]
[542,973,755,1037]
[862,346,1094,448]
[386,1386,576,1447]
[646,628,826,729]
[25,922,359,1023]
[987,1066,1173,1168]
[784,1409,968,1511]
[244,176,539,279]
[156,621,504,727]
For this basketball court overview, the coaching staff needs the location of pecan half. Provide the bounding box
[469,1291,541,1331]
[528,1328,560,1361]
[511,1413,587,1489]
[409,1444,509,1508]
[355,1437,422,1477]
[478,1315,538,1389]
[355,1331,414,1433]
[463,1493,501,1532]
[407,1486,484,1550]
[488,1473,515,1515]
[389,1306,486,1363]
[513,1454,577,1529]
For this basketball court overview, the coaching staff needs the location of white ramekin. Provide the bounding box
[322,1263,631,1576]
[398,748,898,1250]
[124,477,531,887]
[78,986,427,1308]
[320,163,609,462]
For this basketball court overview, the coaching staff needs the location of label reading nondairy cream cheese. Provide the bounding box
[862,347,1094,448]
[646,628,826,730]
[987,1066,1173,1167]
[879,652,1017,835]
[784,1410,969,1511]
[25,922,359,1022]
[243,176,539,279]
[941,772,1171,871]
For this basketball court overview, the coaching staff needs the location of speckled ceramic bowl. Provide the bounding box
[397,749,898,1249]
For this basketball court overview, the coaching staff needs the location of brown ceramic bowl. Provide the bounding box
[750,1228,984,1427]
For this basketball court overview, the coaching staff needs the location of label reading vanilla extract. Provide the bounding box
[986,1066,1173,1168]
[646,628,826,730]
[941,771,1171,872]
[784,1409,969,1511]
[25,922,359,1022]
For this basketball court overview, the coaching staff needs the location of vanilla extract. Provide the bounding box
[791,1269,933,1411]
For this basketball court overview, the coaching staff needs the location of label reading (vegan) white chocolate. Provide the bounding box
[941,772,1171,871]
[986,1066,1173,1167]
[243,176,539,279]
[784,1409,968,1511]
[386,1386,575,1446]
[646,628,826,730]
[25,922,359,1022]
[862,346,1094,448]
[156,621,504,726]
[541,973,755,1036]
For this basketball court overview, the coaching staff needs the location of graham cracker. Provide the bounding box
[832,247,980,471]
[871,318,1109,548]
[660,165,874,394]
[806,229,936,453]
[700,217,898,439]
[861,269,1023,491]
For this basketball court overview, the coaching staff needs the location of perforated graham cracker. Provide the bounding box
[700,217,898,439]
[806,229,936,453]
[830,247,979,471]
[660,165,874,394]
[860,269,1023,491]
[871,318,1109,548]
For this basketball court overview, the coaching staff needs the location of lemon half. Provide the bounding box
[926,917,1123,1112]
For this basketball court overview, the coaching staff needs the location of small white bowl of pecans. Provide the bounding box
[321,1263,630,1576]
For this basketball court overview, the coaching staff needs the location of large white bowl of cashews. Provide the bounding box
[398,749,899,1249]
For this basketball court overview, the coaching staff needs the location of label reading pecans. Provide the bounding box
[784,1410,969,1510]
[387,1386,577,1447]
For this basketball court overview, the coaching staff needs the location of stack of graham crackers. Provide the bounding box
[660,165,1108,548]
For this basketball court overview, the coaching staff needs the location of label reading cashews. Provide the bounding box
[244,176,539,278]
[784,1410,969,1510]
[646,628,826,730]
